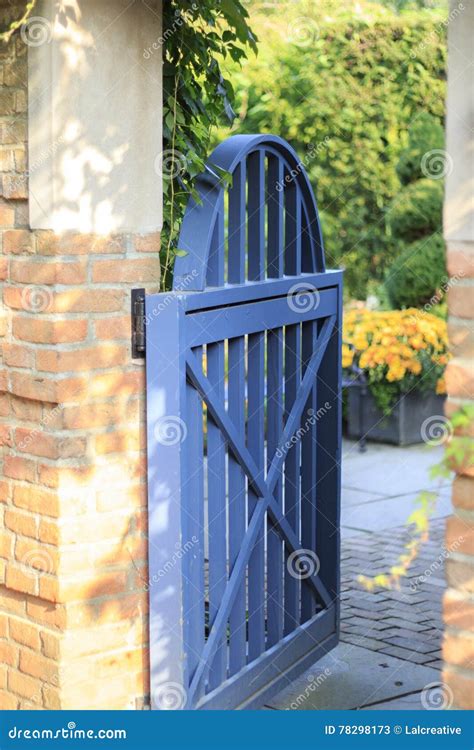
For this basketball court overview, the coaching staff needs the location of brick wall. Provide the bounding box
[442,0,474,712]
[443,243,474,710]
[0,14,158,709]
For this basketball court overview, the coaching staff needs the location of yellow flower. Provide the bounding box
[436,377,446,394]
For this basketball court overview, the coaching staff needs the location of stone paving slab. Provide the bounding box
[341,488,451,536]
[360,692,433,710]
[266,643,439,710]
[341,440,450,498]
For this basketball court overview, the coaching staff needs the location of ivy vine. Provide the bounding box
[161,1,256,290]
[1,1,257,291]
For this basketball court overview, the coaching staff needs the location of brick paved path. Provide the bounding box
[340,517,445,671]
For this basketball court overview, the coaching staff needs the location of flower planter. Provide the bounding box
[347,388,446,446]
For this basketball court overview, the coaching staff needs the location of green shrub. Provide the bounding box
[220,5,447,298]
[396,113,445,184]
[387,178,443,241]
[384,233,446,308]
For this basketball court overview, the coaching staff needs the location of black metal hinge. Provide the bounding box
[131,288,146,359]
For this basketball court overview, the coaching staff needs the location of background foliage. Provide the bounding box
[222,1,447,298]
[383,112,446,309]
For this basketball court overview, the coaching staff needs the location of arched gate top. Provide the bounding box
[173,134,326,292]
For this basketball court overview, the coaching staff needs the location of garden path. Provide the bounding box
[266,440,451,711]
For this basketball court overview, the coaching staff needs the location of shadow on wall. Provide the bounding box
[28,0,163,235]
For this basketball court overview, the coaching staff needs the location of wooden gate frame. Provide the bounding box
[145,135,343,710]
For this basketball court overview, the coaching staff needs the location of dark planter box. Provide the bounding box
[347,388,446,446]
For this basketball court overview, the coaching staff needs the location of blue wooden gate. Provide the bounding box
[145,135,342,710]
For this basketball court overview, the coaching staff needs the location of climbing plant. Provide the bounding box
[1,1,257,291]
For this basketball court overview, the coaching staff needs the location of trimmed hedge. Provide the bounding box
[396,112,445,185]
[384,233,446,309]
[387,179,444,242]
[225,7,447,297]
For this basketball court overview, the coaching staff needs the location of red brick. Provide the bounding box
[446,359,474,399]
[13,316,88,344]
[14,428,86,459]
[36,344,128,373]
[5,565,37,596]
[35,231,127,256]
[9,618,41,650]
[3,343,34,368]
[7,670,41,701]
[3,454,36,483]
[9,259,87,285]
[4,509,37,538]
[0,204,15,226]
[443,631,474,669]
[2,229,33,254]
[92,258,160,283]
[444,588,474,631]
[443,669,474,710]
[94,316,130,340]
[448,285,474,319]
[13,485,59,517]
[446,515,474,555]
[447,245,474,278]
[452,476,474,510]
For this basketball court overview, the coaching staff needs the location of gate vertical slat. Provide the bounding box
[284,178,302,276]
[207,340,227,689]
[247,151,265,281]
[186,346,206,697]
[266,327,284,647]
[267,155,284,279]
[315,292,342,609]
[247,332,266,660]
[228,338,247,673]
[283,323,301,634]
[301,321,318,622]
[205,210,226,689]
[228,161,246,284]
[228,159,248,673]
